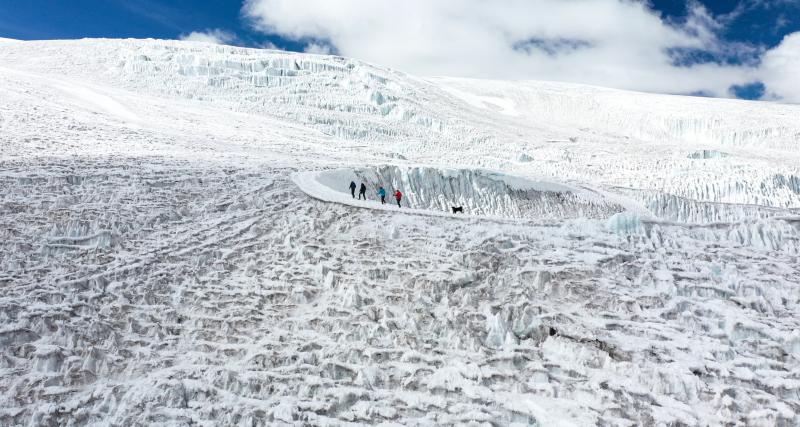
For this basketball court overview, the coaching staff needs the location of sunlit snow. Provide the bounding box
[1,38,799,426]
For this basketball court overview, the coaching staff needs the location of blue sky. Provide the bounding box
[652,0,798,46]
[1,1,798,101]
[0,0,300,50]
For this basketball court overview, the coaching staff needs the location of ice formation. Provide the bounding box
[296,166,624,221]
[1,38,799,426]
[688,149,730,159]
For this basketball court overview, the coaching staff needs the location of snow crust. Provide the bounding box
[1,38,799,426]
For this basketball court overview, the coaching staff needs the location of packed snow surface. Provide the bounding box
[1,39,800,426]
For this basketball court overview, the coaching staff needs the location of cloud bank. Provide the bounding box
[179,28,237,45]
[242,0,800,102]
[759,32,800,102]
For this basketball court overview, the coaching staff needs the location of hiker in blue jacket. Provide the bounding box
[377,186,387,204]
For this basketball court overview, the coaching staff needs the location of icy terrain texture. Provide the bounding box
[297,166,624,221]
[1,38,800,426]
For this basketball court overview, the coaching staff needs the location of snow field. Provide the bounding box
[1,39,799,425]
[5,158,798,425]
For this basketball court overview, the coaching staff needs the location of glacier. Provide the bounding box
[0,38,799,426]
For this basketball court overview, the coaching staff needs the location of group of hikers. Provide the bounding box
[349,181,403,207]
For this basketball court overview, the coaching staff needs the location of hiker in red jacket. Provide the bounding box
[394,189,403,208]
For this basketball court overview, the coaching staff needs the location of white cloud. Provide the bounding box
[304,42,333,55]
[258,40,281,50]
[758,32,800,102]
[179,28,237,45]
[241,0,770,98]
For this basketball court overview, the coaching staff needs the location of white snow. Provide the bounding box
[1,38,799,426]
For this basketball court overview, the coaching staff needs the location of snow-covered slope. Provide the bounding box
[1,39,799,426]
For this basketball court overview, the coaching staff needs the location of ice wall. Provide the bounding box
[688,150,730,159]
[106,41,489,152]
[312,165,624,220]
[618,188,796,224]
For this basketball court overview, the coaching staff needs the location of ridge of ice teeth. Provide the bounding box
[1,38,799,426]
[299,165,625,221]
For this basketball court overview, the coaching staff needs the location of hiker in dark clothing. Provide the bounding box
[358,183,367,200]
[394,189,403,208]
[349,181,357,198]
[377,186,387,204]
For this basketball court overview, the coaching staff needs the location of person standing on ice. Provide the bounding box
[349,181,357,198]
[377,186,387,204]
[394,189,403,208]
[358,182,367,200]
